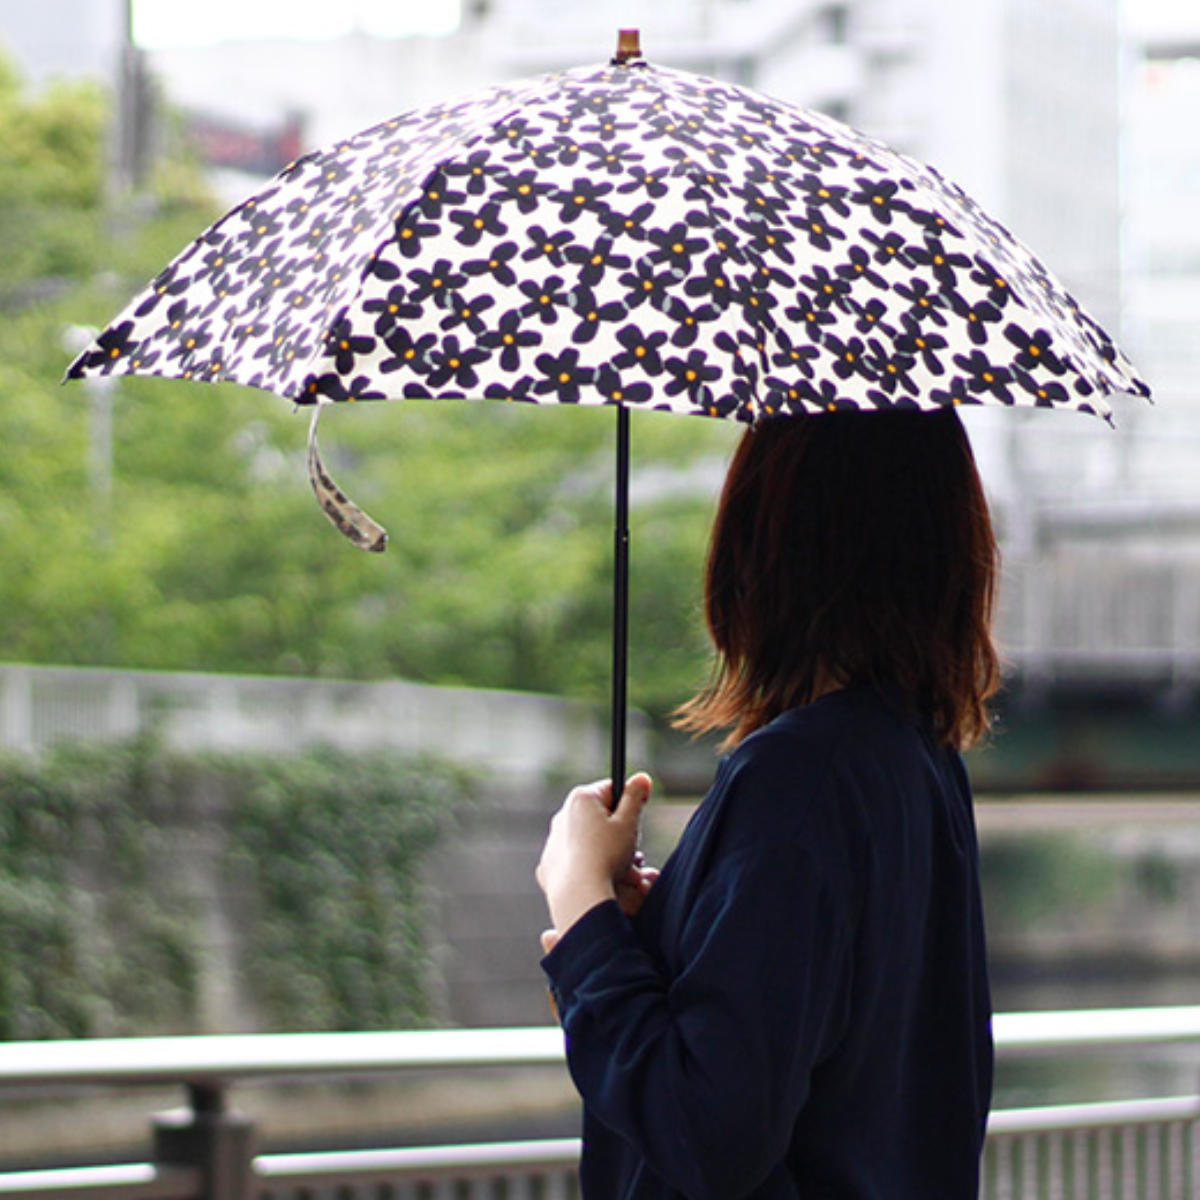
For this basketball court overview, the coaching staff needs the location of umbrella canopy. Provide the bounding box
[68,31,1151,787]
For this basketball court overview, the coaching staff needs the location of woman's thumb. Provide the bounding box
[615,772,652,820]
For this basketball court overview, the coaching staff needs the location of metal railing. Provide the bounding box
[3,1007,1200,1200]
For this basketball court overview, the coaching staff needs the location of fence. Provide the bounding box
[3,1007,1200,1200]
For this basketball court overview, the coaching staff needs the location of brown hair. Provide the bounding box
[674,408,1000,750]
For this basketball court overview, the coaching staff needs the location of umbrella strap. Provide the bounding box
[306,399,388,553]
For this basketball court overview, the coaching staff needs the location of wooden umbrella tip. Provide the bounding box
[614,28,642,64]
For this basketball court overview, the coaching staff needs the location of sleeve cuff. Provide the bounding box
[540,899,635,1014]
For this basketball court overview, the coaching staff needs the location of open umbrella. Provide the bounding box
[68,30,1150,789]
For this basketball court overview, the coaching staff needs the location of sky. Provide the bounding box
[133,0,462,46]
[132,0,1200,48]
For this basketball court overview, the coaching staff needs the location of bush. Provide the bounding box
[0,739,475,1039]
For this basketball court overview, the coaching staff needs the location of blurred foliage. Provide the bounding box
[0,47,732,721]
[0,737,197,1039]
[979,833,1119,933]
[0,739,474,1039]
[223,748,475,1031]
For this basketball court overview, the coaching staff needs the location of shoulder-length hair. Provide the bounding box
[674,408,1000,751]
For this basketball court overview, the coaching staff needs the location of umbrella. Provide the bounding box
[67,29,1151,790]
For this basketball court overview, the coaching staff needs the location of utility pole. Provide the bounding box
[109,0,155,203]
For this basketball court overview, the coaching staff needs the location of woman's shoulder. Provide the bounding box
[717,686,948,836]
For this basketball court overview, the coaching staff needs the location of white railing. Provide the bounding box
[2,1007,1200,1200]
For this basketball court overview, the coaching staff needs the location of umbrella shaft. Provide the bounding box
[611,405,630,803]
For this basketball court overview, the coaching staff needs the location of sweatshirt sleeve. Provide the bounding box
[541,832,853,1200]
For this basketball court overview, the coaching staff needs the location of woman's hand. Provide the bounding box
[536,773,653,943]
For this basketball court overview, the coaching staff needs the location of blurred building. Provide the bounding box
[0,0,124,85]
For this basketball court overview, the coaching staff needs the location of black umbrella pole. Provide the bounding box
[610,404,630,806]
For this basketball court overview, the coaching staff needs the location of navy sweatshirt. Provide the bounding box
[542,686,992,1199]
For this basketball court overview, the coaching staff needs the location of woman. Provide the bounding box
[536,407,998,1199]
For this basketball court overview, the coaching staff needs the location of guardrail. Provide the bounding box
[2,1007,1199,1200]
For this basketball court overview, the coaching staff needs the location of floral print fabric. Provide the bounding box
[69,59,1149,421]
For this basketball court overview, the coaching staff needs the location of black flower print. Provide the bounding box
[664,294,722,348]
[770,327,820,377]
[954,350,1015,403]
[462,240,519,287]
[233,236,286,283]
[479,309,542,371]
[324,318,374,374]
[700,390,743,419]
[790,204,846,252]
[784,292,838,341]
[563,235,631,288]
[493,167,555,214]
[795,171,851,217]
[895,316,949,374]
[865,342,919,397]
[518,275,570,324]
[947,290,1002,346]
[906,204,960,240]
[554,175,616,223]
[581,139,643,175]
[824,333,877,382]
[439,292,496,337]
[236,204,284,245]
[929,375,972,408]
[598,200,655,241]
[834,245,888,291]
[442,148,493,195]
[576,106,635,141]
[426,335,488,389]
[133,263,192,319]
[522,224,576,267]
[1004,323,1067,374]
[664,348,721,399]
[415,176,467,222]
[1013,368,1071,407]
[408,258,468,305]
[862,228,913,268]
[647,220,709,272]
[380,326,437,375]
[909,236,971,289]
[394,212,441,258]
[850,177,910,225]
[849,296,892,337]
[616,164,670,199]
[614,324,668,375]
[342,374,388,401]
[449,201,508,247]
[894,277,948,327]
[683,254,735,309]
[729,178,790,223]
[743,154,799,202]
[796,377,851,412]
[363,284,422,335]
[305,372,349,401]
[596,363,652,405]
[567,285,626,342]
[969,260,1012,308]
[734,215,797,266]
[620,259,682,311]
[534,348,594,403]
[798,264,853,311]
[72,319,137,373]
[481,373,537,403]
